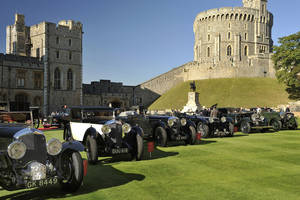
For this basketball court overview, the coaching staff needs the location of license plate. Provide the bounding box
[111,148,128,154]
[26,177,58,189]
[175,136,187,140]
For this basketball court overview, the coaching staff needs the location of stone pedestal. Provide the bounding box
[181,92,201,113]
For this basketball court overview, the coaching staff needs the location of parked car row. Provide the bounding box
[0,105,298,193]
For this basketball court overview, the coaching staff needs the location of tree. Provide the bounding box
[272,31,300,100]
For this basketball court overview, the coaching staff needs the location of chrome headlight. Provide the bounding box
[122,123,132,134]
[260,115,265,121]
[251,114,259,121]
[180,118,187,126]
[47,138,62,156]
[221,117,226,123]
[102,125,111,134]
[167,117,177,127]
[209,117,214,123]
[8,141,27,160]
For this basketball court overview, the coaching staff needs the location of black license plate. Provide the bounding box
[176,135,187,140]
[111,148,128,154]
[26,177,58,188]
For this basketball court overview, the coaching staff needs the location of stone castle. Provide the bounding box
[1,14,83,115]
[0,0,277,113]
[139,0,276,101]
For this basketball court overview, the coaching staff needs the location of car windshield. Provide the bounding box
[0,111,33,126]
[82,110,114,120]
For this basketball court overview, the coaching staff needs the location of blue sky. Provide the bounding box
[0,0,299,86]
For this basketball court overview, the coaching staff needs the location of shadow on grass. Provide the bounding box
[0,164,145,200]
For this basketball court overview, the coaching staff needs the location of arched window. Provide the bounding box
[67,69,73,90]
[244,46,248,56]
[228,32,231,40]
[207,47,210,57]
[227,45,232,56]
[54,68,61,90]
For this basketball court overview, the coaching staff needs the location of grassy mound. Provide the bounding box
[149,78,292,110]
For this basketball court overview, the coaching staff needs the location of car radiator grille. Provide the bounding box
[19,134,47,165]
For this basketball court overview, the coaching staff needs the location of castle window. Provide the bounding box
[36,48,40,58]
[56,36,59,44]
[16,71,26,88]
[69,39,72,46]
[245,33,248,40]
[262,4,265,14]
[207,34,210,41]
[56,51,60,59]
[34,72,42,89]
[228,23,231,29]
[54,68,61,90]
[69,51,72,60]
[207,47,210,57]
[228,32,231,40]
[67,69,73,90]
[244,46,248,56]
[227,45,232,56]
[12,42,17,54]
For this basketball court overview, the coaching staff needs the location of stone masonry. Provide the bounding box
[138,0,275,106]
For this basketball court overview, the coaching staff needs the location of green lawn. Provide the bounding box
[149,78,292,110]
[1,128,300,200]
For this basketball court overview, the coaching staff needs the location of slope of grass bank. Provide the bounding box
[149,78,292,110]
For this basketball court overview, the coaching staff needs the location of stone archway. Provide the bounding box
[109,98,123,108]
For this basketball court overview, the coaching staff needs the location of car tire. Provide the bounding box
[271,119,282,132]
[241,121,251,134]
[133,133,144,161]
[185,126,196,145]
[155,126,167,147]
[288,120,298,130]
[86,135,98,164]
[228,123,234,137]
[60,151,84,192]
[197,122,210,138]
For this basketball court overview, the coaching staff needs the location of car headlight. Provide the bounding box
[209,117,214,123]
[260,116,265,121]
[101,125,111,134]
[167,117,177,127]
[8,141,27,160]
[251,114,259,121]
[180,118,187,126]
[221,117,226,123]
[47,138,62,156]
[122,123,131,134]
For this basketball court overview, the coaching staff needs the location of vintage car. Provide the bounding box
[117,111,197,146]
[0,111,85,192]
[63,106,144,164]
[279,112,298,130]
[43,112,68,128]
[219,108,282,133]
[177,112,235,138]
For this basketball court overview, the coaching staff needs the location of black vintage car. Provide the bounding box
[178,112,235,138]
[279,112,298,130]
[219,108,282,133]
[117,111,197,146]
[63,106,144,164]
[0,111,85,192]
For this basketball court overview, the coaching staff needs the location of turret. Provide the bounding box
[243,0,268,15]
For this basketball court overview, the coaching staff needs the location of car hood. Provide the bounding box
[0,125,26,138]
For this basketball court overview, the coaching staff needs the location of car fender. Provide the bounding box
[83,127,100,144]
[131,126,144,137]
[61,141,85,153]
